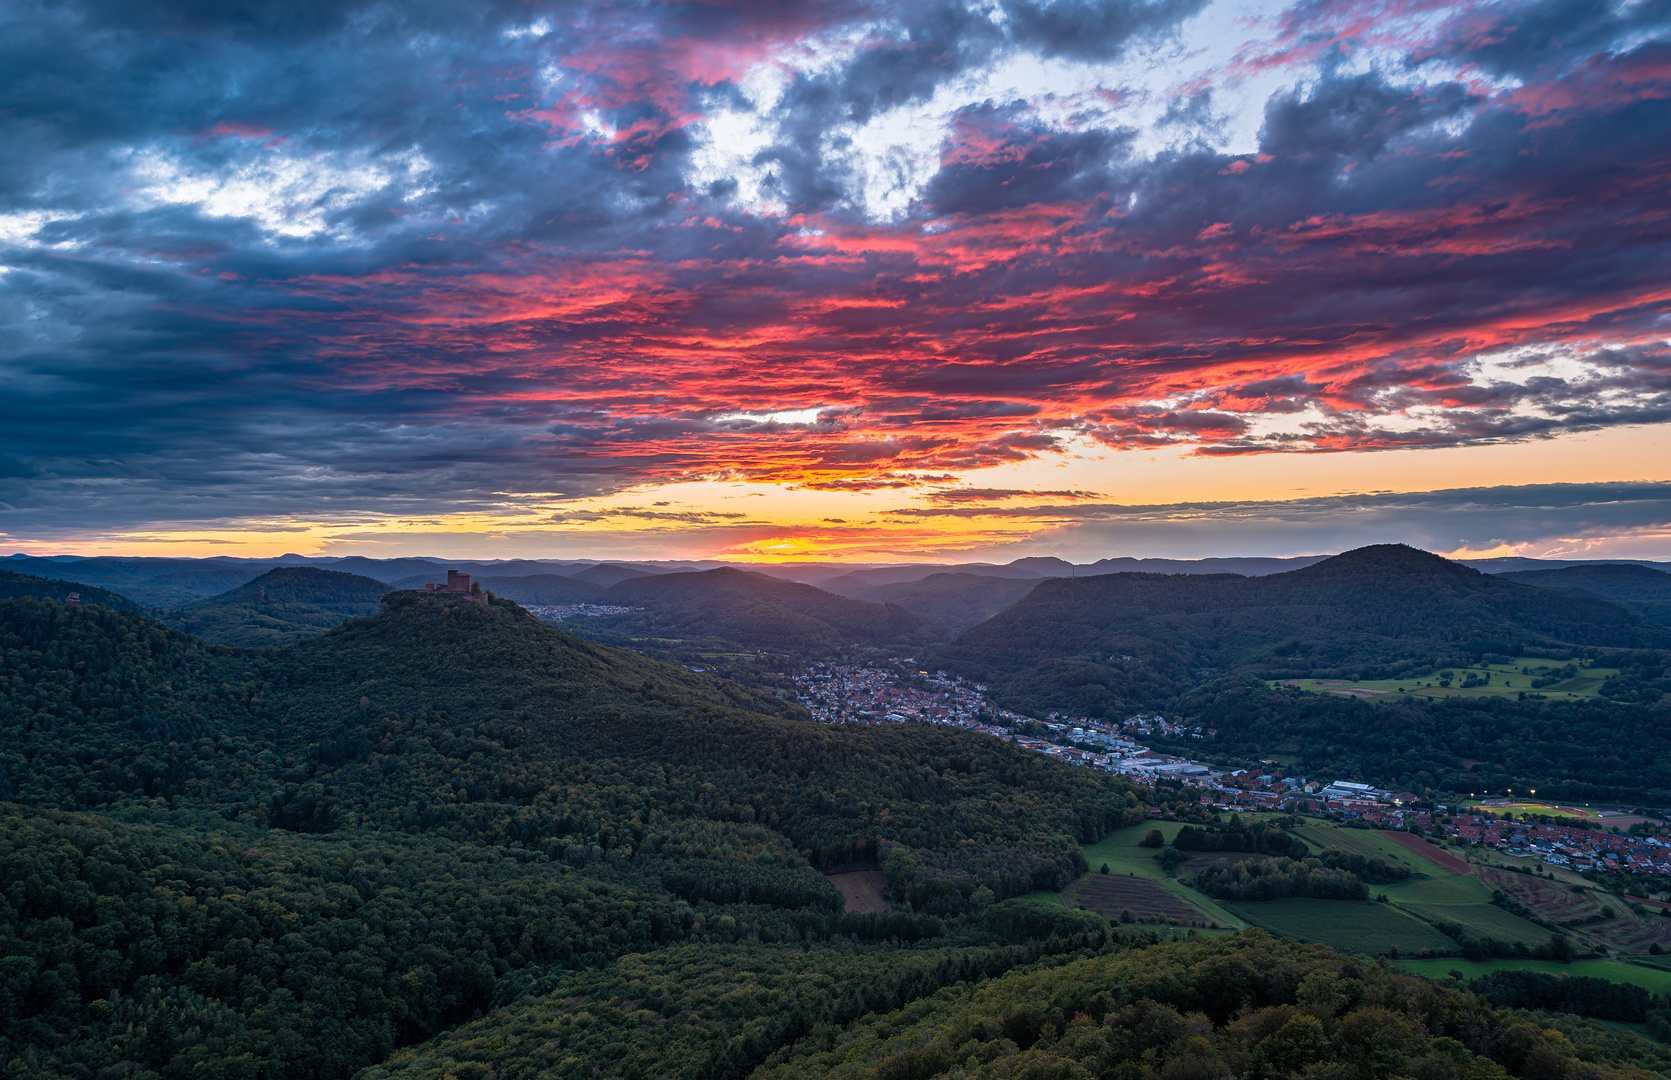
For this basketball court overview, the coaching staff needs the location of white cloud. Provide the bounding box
[680,0,1521,221]
[126,144,432,241]
[0,210,84,249]
[714,407,829,425]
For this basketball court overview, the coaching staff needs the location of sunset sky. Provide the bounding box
[3,0,1670,562]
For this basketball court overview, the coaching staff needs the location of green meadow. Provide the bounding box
[1397,957,1671,995]
[1270,658,1619,704]
[1226,898,1456,955]
[1400,902,1550,946]
[1057,816,1671,1005]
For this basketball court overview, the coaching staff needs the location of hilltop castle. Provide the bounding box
[380,569,486,604]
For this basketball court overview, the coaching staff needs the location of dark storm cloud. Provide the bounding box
[1,0,1669,541]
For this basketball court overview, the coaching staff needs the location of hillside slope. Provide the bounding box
[933,545,1671,718]
[840,572,1041,632]
[587,567,951,654]
[172,565,388,646]
[1499,563,1671,626]
[0,568,137,610]
[0,592,1139,1079]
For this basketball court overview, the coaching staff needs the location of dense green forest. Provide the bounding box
[578,567,951,656]
[169,567,389,646]
[1499,564,1671,627]
[925,546,1671,799]
[0,568,138,611]
[11,564,1671,1079]
[740,932,1670,1080]
[932,546,1671,717]
[0,592,1142,1079]
[1173,676,1671,800]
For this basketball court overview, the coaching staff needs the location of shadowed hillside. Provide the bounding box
[584,567,951,655]
[835,572,1042,632]
[171,565,388,646]
[0,568,137,610]
[0,591,1141,1079]
[1500,563,1671,626]
[932,545,1671,720]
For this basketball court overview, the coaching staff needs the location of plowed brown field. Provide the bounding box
[1064,875,1218,925]
[1477,867,1671,953]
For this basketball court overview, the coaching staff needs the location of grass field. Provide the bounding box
[1397,957,1671,995]
[1072,820,1280,929]
[1226,898,1456,955]
[1457,801,1600,822]
[1293,826,1428,867]
[1291,826,1493,906]
[1401,902,1550,946]
[1380,866,1496,906]
[1270,658,1618,703]
[1456,800,1656,829]
[1065,819,1671,991]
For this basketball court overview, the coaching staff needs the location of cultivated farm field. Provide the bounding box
[1401,901,1550,947]
[1064,874,1223,926]
[1479,866,1671,953]
[1226,898,1456,955]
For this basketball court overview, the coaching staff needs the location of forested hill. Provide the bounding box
[931,544,1671,717]
[0,592,1143,1079]
[169,565,388,646]
[1499,563,1671,626]
[0,568,136,611]
[835,572,1043,633]
[581,566,951,654]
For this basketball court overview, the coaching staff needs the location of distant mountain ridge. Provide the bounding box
[834,572,1043,632]
[930,544,1671,721]
[8,550,1664,610]
[585,567,951,654]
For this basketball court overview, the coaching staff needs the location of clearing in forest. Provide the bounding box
[827,870,891,913]
[1064,874,1222,926]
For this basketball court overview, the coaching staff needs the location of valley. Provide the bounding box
[4,545,1671,1079]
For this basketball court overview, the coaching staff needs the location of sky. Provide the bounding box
[3,0,1670,563]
